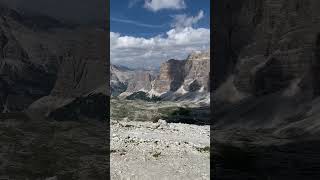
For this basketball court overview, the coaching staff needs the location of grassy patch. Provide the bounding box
[171,107,192,116]
[126,91,162,102]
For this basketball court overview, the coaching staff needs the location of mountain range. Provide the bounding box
[111,51,210,104]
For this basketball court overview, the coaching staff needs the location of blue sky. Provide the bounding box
[110,0,210,69]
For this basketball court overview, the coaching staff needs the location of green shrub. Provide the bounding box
[171,107,191,116]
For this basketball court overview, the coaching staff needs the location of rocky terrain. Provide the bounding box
[111,120,210,180]
[213,0,320,179]
[0,4,108,179]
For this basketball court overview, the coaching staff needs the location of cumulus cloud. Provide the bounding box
[110,10,209,69]
[110,27,210,69]
[171,10,204,29]
[144,0,186,12]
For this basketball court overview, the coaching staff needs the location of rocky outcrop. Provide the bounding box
[153,59,186,94]
[183,52,210,92]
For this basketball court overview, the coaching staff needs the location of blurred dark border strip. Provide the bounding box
[106,0,111,178]
[210,0,214,179]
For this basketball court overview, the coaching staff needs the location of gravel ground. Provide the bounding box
[110,120,210,180]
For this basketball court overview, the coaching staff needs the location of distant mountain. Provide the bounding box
[110,64,134,96]
[110,64,157,97]
[111,51,210,104]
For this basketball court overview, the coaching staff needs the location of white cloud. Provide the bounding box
[110,27,210,69]
[111,17,165,28]
[171,10,204,29]
[144,0,186,12]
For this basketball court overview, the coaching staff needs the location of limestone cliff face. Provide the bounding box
[183,52,210,92]
[153,59,186,94]
[151,51,210,102]
[154,52,210,94]
[214,0,320,101]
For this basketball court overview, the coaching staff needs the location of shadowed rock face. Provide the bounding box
[214,0,320,97]
[0,3,108,119]
[0,6,59,112]
[0,3,109,179]
[29,30,108,120]
[213,0,320,179]
[213,0,320,124]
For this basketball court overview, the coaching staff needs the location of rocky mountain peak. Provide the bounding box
[187,51,210,61]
